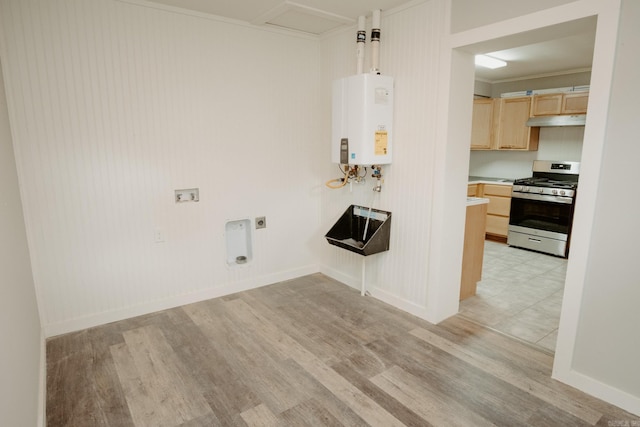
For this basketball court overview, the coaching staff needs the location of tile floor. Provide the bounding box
[459,239,567,352]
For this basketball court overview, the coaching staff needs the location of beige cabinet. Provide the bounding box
[562,92,589,114]
[532,92,589,116]
[470,98,495,150]
[532,93,563,115]
[495,97,539,151]
[460,201,488,300]
[469,183,512,239]
[471,96,538,151]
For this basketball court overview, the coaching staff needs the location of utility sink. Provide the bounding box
[325,205,392,256]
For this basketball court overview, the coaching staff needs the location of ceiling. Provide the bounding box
[143,0,596,83]
[143,0,410,34]
[469,16,596,83]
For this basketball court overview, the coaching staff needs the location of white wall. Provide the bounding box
[0,58,44,426]
[571,0,640,403]
[468,126,585,179]
[451,0,577,33]
[0,0,323,336]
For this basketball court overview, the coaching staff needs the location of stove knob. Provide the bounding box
[560,190,566,196]
[538,188,544,194]
[523,186,529,192]
[552,189,558,195]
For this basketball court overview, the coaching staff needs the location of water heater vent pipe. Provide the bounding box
[356,16,366,74]
[370,9,381,74]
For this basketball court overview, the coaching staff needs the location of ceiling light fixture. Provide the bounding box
[475,54,507,69]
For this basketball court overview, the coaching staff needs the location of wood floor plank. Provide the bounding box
[410,326,603,424]
[46,274,640,426]
[278,398,346,427]
[437,315,555,374]
[371,365,497,427]
[331,361,429,427]
[221,297,406,426]
[47,330,134,426]
[111,325,213,426]
[158,308,259,424]
[240,403,279,427]
[184,301,310,414]
[363,334,540,425]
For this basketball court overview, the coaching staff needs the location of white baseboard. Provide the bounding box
[38,329,46,427]
[369,287,430,321]
[44,265,319,337]
[320,265,430,321]
[319,265,360,291]
[554,369,640,417]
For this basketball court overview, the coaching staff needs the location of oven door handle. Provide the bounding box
[511,192,574,204]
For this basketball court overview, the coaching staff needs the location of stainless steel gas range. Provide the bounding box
[507,160,580,258]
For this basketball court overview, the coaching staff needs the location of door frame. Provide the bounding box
[427,0,622,407]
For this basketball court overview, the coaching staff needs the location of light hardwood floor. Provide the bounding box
[46,273,639,426]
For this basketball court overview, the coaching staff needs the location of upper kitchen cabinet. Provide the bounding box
[532,92,589,116]
[494,96,539,151]
[470,98,496,150]
[470,96,538,151]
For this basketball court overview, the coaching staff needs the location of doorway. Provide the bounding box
[458,24,594,350]
[432,0,621,388]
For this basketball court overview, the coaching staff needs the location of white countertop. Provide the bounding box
[466,197,490,206]
[468,176,514,186]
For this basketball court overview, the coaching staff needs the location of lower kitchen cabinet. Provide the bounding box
[467,183,512,239]
[460,200,488,300]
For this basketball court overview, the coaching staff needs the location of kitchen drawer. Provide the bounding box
[483,184,512,197]
[486,214,509,237]
[486,196,511,216]
[467,184,478,197]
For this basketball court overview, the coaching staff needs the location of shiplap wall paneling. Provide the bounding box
[0,0,323,335]
[320,1,444,316]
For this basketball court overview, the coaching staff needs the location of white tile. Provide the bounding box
[461,240,567,350]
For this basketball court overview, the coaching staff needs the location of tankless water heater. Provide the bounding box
[332,73,394,166]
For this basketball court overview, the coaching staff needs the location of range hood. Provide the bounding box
[526,114,586,127]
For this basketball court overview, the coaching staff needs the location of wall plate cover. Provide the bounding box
[175,188,199,203]
[255,216,266,229]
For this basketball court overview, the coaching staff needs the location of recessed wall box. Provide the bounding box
[175,188,199,203]
[332,74,394,166]
[225,219,252,266]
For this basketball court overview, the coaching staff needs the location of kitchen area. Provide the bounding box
[458,63,590,352]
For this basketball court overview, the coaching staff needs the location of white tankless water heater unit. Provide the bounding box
[332,73,394,166]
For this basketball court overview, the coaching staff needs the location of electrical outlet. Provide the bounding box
[255,216,266,229]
